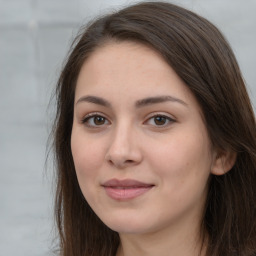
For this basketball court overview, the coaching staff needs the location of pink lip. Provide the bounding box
[102,179,154,201]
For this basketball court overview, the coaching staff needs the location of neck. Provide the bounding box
[116,220,207,256]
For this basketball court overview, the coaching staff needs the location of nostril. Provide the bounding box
[108,159,114,165]
[105,148,142,168]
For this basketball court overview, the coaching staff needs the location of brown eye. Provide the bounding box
[82,114,110,127]
[145,114,175,127]
[94,116,106,125]
[154,116,168,125]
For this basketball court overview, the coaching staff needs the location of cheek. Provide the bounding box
[146,128,212,186]
[71,131,105,180]
[146,131,212,218]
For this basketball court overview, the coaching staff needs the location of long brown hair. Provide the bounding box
[52,2,256,255]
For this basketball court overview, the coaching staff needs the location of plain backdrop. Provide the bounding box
[0,0,255,255]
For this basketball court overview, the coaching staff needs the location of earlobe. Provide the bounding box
[211,150,237,176]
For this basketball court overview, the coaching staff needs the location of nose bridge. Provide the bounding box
[106,119,142,167]
[111,119,134,154]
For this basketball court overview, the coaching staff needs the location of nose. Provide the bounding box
[105,124,143,169]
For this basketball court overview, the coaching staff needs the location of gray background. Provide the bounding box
[1,0,255,255]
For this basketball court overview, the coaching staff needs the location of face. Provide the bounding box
[71,41,216,235]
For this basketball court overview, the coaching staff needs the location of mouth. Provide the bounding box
[102,179,154,200]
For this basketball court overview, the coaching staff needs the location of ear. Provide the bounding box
[211,149,237,176]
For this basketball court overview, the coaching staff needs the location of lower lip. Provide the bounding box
[103,186,153,200]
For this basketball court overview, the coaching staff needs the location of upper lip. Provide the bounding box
[102,179,154,188]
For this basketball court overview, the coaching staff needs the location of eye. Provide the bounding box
[145,114,175,127]
[82,114,110,127]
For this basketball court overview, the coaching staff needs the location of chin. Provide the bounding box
[108,224,150,235]
[100,214,156,235]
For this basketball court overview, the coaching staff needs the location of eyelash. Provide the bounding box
[81,112,110,128]
[81,112,176,128]
[144,113,176,127]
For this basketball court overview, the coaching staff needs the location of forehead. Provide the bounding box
[80,41,166,78]
[75,41,199,109]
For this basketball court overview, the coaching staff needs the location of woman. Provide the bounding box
[52,2,256,256]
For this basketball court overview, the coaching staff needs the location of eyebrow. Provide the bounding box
[135,95,188,108]
[76,95,111,107]
[76,95,188,108]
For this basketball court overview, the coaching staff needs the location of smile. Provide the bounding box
[102,179,154,200]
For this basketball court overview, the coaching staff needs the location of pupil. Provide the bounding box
[154,116,166,125]
[94,116,105,125]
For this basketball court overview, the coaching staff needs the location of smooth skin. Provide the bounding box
[71,41,236,256]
